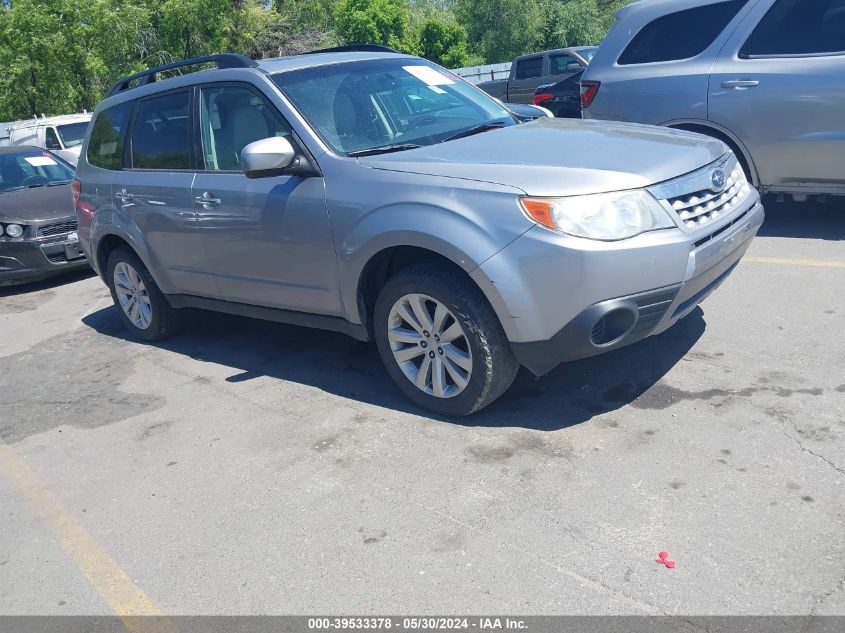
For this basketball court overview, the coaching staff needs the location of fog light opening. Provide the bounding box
[591,308,637,346]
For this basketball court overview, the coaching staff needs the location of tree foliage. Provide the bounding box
[0,0,624,120]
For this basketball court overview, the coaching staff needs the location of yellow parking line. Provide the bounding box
[0,441,177,633]
[744,256,845,269]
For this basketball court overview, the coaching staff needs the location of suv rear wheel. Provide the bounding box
[106,246,185,341]
[374,262,518,416]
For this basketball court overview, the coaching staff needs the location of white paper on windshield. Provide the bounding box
[24,156,57,167]
[403,66,454,86]
[428,85,447,95]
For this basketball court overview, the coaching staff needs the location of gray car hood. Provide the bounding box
[0,183,74,223]
[359,118,727,197]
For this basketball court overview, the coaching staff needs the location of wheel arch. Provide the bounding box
[354,244,496,341]
[662,119,760,187]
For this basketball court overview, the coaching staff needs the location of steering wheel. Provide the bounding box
[21,175,48,187]
[404,114,439,132]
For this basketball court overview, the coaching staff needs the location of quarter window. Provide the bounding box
[514,57,543,79]
[199,85,292,171]
[618,1,747,65]
[131,91,192,170]
[87,102,133,170]
[741,0,845,57]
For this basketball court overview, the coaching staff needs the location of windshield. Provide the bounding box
[56,122,89,148]
[0,150,74,194]
[273,59,515,155]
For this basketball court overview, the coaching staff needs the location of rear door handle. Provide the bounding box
[722,79,760,89]
[193,192,221,207]
[115,189,134,202]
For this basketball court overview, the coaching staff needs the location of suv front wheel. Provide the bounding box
[374,262,518,416]
[106,246,185,342]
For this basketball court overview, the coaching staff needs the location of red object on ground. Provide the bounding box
[658,551,669,560]
[665,561,676,569]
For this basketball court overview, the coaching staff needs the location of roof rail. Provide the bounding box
[107,53,259,97]
[306,44,402,55]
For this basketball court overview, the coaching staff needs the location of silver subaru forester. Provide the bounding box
[74,46,764,416]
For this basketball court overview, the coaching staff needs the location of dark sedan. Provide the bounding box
[533,70,584,119]
[0,146,88,286]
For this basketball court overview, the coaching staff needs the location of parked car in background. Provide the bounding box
[0,146,87,285]
[8,113,92,166]
[479,47,597,104]
[534,70,585,118]
[76,47,763,416]
[582,0,845,198]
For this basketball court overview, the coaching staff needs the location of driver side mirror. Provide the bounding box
[565,62,583,73]
[240,136,296,178]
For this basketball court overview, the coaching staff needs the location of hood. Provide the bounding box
[0,183,74,223]
[359,118,727,197]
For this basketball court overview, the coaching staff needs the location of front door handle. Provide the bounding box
[115,189,134,203]
[722,79,760,90]
[193,192,221,207]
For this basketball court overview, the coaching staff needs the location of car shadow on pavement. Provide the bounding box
[82,304,705,432]
[758,195,844,241]
[0,268,95,297]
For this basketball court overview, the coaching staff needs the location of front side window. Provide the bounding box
[57,122,89,148]
[88,102,133,170]
[45,127,61,150]
[515,57,543,79]
[0,150,74,193]
[741,0,845,57]
[131,91,191,170]
[618,0,747,65]
[273,59,513,156]
[199,85,292,171]
[550,54,578,74]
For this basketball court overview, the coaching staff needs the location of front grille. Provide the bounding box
[37,220,77,238]
[664,162,750,230]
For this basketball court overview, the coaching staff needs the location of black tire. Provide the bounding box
[374,261,519,417]
[106,246,185,342]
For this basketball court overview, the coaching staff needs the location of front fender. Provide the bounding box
[338,199,533,325]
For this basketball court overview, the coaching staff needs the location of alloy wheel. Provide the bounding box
[113,261,152,330]
[387,293,473,399]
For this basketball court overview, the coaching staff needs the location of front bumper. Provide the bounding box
[475,199,764,376]
[0,234,89,286]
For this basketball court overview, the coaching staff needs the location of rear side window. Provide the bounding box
[741,0,845,57]
[618,0,747,65]
[45,127,61,150]
[87,102,133,170]
[131,91,192,170]
[515,57,543,79]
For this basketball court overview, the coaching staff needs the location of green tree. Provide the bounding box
[454,0,544,63]
[415,19,468,67]
[334,0,408,50]
[538,0,626,49]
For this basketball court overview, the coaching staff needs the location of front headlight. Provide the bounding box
[520,190,676,241]
[3,224,24,238]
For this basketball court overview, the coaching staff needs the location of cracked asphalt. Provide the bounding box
[0,197,843,616]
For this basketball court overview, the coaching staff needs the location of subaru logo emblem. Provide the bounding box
[710,169,727,192]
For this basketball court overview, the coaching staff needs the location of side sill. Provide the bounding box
[166,294,370,342]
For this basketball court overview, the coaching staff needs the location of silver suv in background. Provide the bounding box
[74,47,763,416]
[582,0,845,198]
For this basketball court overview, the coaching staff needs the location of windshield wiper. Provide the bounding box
[442,122,506,143]
[348,143,421,157]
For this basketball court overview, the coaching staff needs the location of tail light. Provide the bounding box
[71,179,81,212]
[580,80,601,109]
[533,93,554,106]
